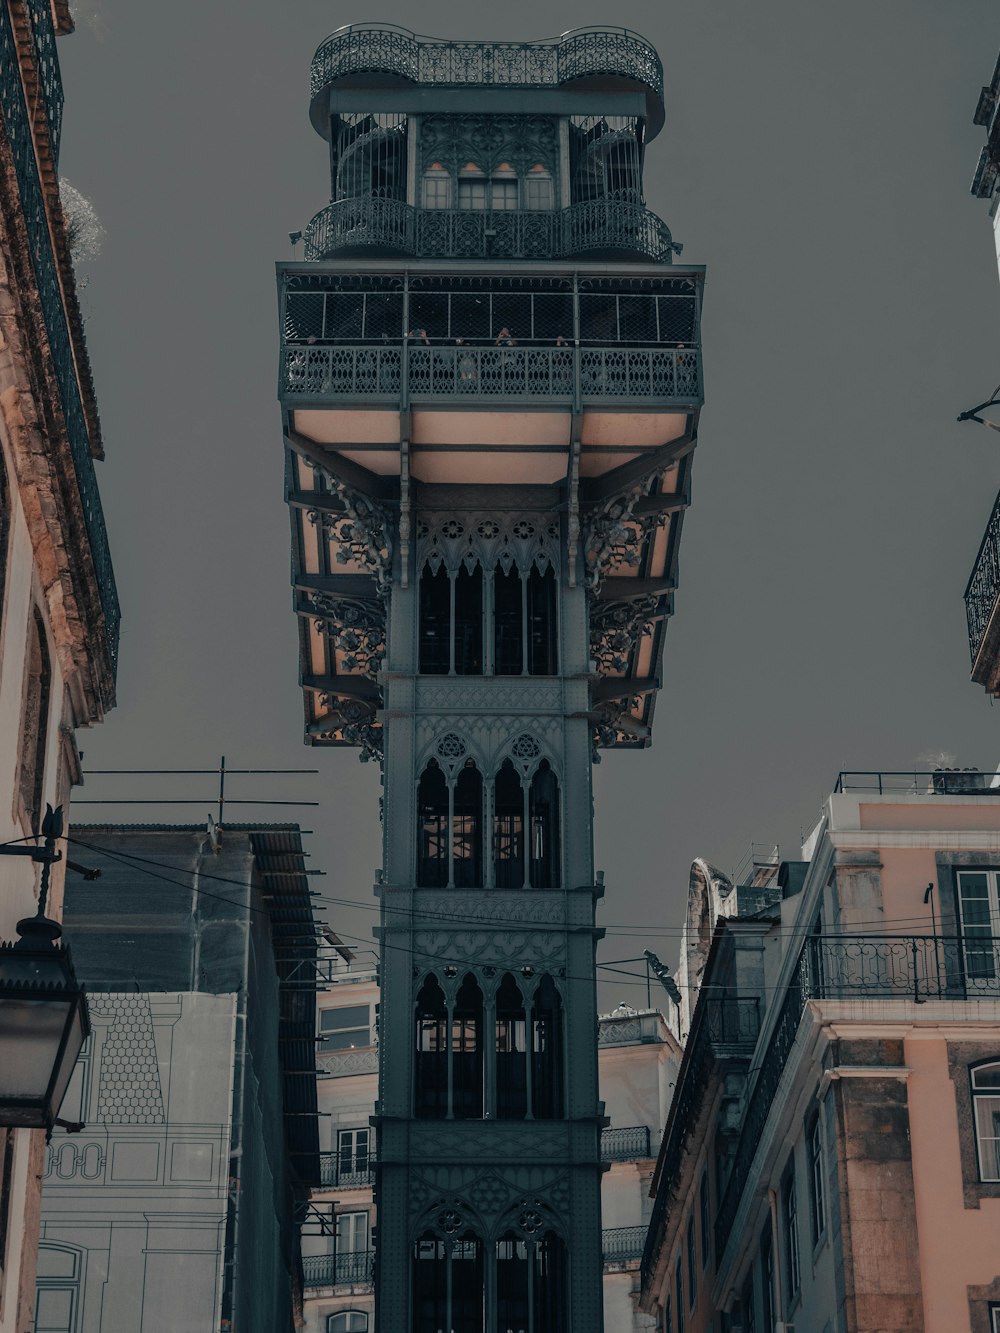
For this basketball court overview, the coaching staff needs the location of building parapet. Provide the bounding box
[834,768,998,796]
[317,1046,378,1077]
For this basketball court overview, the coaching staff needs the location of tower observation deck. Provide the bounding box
[277,23,704,1332]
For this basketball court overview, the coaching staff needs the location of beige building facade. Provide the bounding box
[0,3,118,1331]
[642,771,1000,1333]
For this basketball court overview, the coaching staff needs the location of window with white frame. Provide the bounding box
[807,1111,827,1243]
[422,166,451,209]
[956,870,1000,983]
[337,1128,370,1180]
[328,1310,368,1332]
[319,1004,370,1052]
[990,1305,1000,1333]
[782,1164,800,1307]
[523,166,554,210]
[336,1211,369,1255]
[490,173,519,210]
[458,171,488,210]
[972,1061,1000,1181]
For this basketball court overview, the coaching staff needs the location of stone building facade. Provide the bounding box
[0,4,118,1330]
[278,21,704,1333]
[641,771,1000,1333]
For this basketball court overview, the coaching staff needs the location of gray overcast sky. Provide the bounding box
[59,0,1000,1001]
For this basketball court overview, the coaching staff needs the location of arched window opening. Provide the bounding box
[972,1061,1000,1180]
[529,760,561,889]
[496,1232,530,1331]
[20,607,51,832]
[534,1232,569,1333]
[532,976,564,1119]
[493,567,523,675]
[495,973,527,1120]
[413,1234,448,1333]
[527,567,557,675]
[452,974,484,1119]
[494,760,524,889]
[419,566,450,675]
[454,565,483,675]
[414,976,448,1119]
[413,1232,483,1333]
[327,1314,368,1333]
[417,761,448,888]
[453,761,483,889]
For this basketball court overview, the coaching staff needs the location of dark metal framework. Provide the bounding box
[966,488,1000,669]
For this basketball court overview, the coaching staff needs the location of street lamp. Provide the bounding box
[0,806,90,1132]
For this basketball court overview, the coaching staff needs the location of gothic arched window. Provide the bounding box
[20,607,51,832]
[532,975,565,1119]
[524,164,554,211]
[493,567,523,675]
[418,563,483,676]
[454,565,483,674]
[453,760,483,888]
[417,760,448,887]
[527,567,557,675]
[422,163,452,210]
[452,974,484,1120]
[533,1231,569,1332]
[494,759,524,889]
[419,566,450,675]
[496,1226,568,1333]
[529,760,560,888]
[495,973,528,1120]
[414,975,448,1119]
[412,1230,484,1333]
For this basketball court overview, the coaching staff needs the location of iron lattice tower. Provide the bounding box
[278,24,704,1332]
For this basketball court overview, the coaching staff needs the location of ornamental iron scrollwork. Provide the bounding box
[591,695,644,761]
[589,596,658,674]
[582,484,648,593]
[417,510,560,577]
[316,693,384,766]
[310,595,385,678]
[419,113,558,179]
[308,472,396,593]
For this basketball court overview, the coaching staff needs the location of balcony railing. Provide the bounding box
[316,1046,378,1077]
[302,1250,375,1289]
[310,24,663,101]
[712,933,1000,1260]
[834,769,997,795]
[319,1153,375,1188]
[0,3,119,672]
[966,488,1000,669]
[303,197,679,264]
[602,1226,648,1263]
[601,1125,652,1162]
[281,342,700,406]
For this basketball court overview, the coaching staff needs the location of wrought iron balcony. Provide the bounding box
[318,1153,375,1188]
[601,1125,652,1162]
[602,1226,648,1264]
[966,487,1000,683]
[304,197,679,264]
[302,1249,375,1289]
[712,933,1000,1260]
[281,342,700,407]
[310,24,663,103]
[0,3,119,673]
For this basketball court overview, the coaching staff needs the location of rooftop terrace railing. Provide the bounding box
[0,3,119,673]
[302,1249,375,1289]
[310,24,663,102]
[711,933,1000,1262]
[834,770,997,795]
[965,487,1000,669]
[303,197,680,265]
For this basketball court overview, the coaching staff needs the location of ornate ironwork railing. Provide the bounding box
[302,1249,375,1289]
[602,1225,648,1263]
[280,343,701,405]
[303,197,679,264]
[25,0,63,161]
[966,488,1000,667]
[0,3,120,671]
[310,24,663,101]
[712,933,1000,1260]
[318,1153,375,1188]
[601,1125,652,1161]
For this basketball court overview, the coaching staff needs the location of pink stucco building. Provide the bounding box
[641,769,1000,1333]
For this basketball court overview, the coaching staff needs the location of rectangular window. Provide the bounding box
[675,1254,684,1333]
[336,1210,369,1255]
[319,1004,370,1051]
[337,1127,370,1179]
[957,870,1000,985]
[664,1296,672,1333]
[759,1227,773,1332]
[458,179,488,210]
[990,1305,1000,1333]
[782,1165,800,1307]
[808,1113,827,1244]
[423,173,451,209]
[741,1272,756,1333]
[491,178,519,210]
[686,1215,697,1308]
[699,1169,711,1270]
[523,173,554,210]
